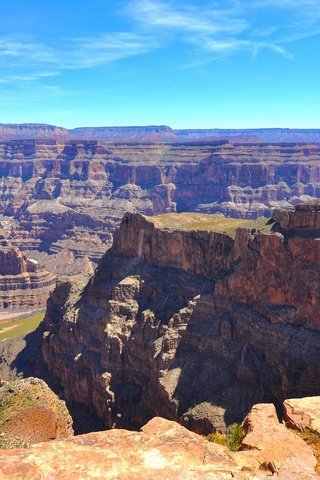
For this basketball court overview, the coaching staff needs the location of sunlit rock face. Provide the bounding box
[0,241,56,312]
[0,407,318,480]
[43,204,320,434]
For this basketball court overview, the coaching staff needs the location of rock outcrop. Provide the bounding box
[43,204,320,434]
[284,397,320,433]
[0,139,319,271]
[0,407,318,479]
[0,377,73,448]
[238,403,317,477]
[0,241,56,312]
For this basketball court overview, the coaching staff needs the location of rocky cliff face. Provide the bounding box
[0,139,320,271]
[43,204,320,434]
[0,241,56,312]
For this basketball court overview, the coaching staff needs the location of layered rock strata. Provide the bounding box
[43,204,320,434]
[0,140,319,269]
[0,405,318,479]
[0,241,56,312]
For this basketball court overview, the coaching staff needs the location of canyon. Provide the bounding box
[0,137,319,273]
[42,202,320,436]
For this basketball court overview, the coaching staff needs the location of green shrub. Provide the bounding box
[227,423,244,451]
[206,431,228,446]
[206,423,244,452]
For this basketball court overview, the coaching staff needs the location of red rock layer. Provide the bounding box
[0,242,56,312]
[0,406,318,479]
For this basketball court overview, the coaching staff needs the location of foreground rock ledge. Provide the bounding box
[0,410,319,480]
[0,377,73,447]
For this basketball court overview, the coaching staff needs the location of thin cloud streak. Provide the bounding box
[128,0,248,35]
[129,0,320,60]
[128,0,296,60]
[0,0,319,87]
[0,32,154,85]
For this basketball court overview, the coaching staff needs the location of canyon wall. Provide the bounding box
[0,241,56,312]
[43,203,320,434]
[0,140,319,270]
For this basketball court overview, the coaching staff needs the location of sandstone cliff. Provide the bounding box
[0,139,320,271]
[0,241,56,313]
[43,204,320,434]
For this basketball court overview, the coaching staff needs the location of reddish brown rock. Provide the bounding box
[0,412,319,479]
[43,207,320,434]
[0,139,320,270]
[0,241,56,313]
[0,377,73,447]
[0,418,242,479]
[273,201,320,230]
[237,403,317,478]
[284,397,320,432]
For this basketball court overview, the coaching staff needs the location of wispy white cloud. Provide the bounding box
[127,0,296,60]
[0,32,154,85]
[65,33,155,68]
[0,0,319,86]
[128,0,248,35]
[128,0,320,61]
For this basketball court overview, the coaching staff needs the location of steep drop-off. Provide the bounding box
[0,140,320,270]
[43,203,320,434]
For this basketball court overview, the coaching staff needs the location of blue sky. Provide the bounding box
[0,0,319,128]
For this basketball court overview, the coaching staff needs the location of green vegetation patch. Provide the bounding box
[146,213,271,236]
[0,311,45,341]
[207,423,244,452]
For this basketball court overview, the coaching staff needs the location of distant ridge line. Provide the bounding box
[0,123,320,143]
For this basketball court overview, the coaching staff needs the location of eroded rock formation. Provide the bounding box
[0,139,319,271]
[42,203,320,434]
[0,241,56,312]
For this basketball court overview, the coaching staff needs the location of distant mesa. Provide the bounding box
[1,122,320,142]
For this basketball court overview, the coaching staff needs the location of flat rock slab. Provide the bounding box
[0,417,242,480]
[239,403,318,479]
[284,397,320,432]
